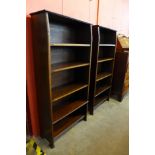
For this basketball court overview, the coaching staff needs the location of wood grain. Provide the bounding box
[96,72,112,82]
[53,115,84,138]
[53,100,87,124]
[52,83,88,102]
[52,62,89,72]
[98,58,114,63]
[95,85,111,97]
[50,43,91,47]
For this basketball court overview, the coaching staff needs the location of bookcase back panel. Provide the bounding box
[100,29,116,44]
[53,105,86,133]
[49,22,91,44]
[96,77,111,89]
[98,46,115,59]
[52,88,88,109]
[95,89,109,104]
[51,47,90,64]
[97,61,113,74]
[52,67,89,88]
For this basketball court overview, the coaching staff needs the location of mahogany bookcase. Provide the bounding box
[89,25,116,115]
[30,10,92,148]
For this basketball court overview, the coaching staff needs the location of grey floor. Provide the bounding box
[30,94,129,155]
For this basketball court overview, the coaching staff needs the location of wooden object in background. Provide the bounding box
[30,10,92,148]
[89,25,116,115]
[111,35,129,101]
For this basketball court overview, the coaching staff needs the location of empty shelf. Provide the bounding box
[94,96,108,107]
[95,85,111,97]
[99,44,115,47]
[98,58,114,63]
[50,43,91,47]
[53,114,84,139]
[52,83,88,102]
[96,72,112,82]
[53,100,88,124]
[52,62,89,73]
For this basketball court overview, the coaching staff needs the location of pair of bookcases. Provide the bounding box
[30,10,116,147]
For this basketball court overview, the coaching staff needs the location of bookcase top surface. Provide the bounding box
[30,9,92,26]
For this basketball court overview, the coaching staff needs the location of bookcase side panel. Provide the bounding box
[31,12,53,144]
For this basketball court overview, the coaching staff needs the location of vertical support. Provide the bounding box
[88,25,99,115]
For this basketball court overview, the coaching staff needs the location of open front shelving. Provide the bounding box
[95,85,111,97]
[96,72,112,82]
[53,114,85,139]
[53,99,88,124]
[31,10,92,148]
[50,43,91,47]
[52,83,88,102]
[94,89,109,107]
[89,25,116,115]
[97,58,114,63]
[52,62,89,73]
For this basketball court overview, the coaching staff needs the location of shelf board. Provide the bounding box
[52,83,88,102]
[94,96,108,108]
[53,115,84,139]
[98,58,114,63]
[53,100,87,124]
[50,43,91,47]
[99,44,115,47]
[52,62,89,73]
[96,72,112,82]
[95,85,111,97]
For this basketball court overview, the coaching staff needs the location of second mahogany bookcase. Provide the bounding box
[89,25,117,115]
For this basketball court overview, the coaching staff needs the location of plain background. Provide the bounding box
[0,0,155,155]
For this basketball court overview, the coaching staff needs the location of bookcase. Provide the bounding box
[89,25,116,115]
[30,10,92,148]
[111,35,129,101]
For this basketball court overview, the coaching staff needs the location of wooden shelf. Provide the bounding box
[52,62,89,73]
[95,85,111,97]
[96,72,112,82]
[98,58,114,63]
[53,100,87,124]
[99,44,115,47]
[53,115,84,139]
[94,96,108,107]
[50,43,91,47]
[52,83,88,102]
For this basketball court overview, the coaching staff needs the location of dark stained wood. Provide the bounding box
[31,10,92,148]
[53,100,87,124]
[88,25,116,115]
[52,62,89,73]
[111,51,129,101]
[95,85,111,97]
[88,25,99,115]
[31,12,54,147]
[49,19,91,44]
[98,46,115,59]
[94,95,108,107]
[50,43,91,47]
[26,82,32,136]
[51,46,90,66]
[96,72,112,82]
[52,83,88,102]
[53,114,84,139]
[97,58,114,63]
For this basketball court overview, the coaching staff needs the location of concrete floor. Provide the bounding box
[30,94,129,155]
